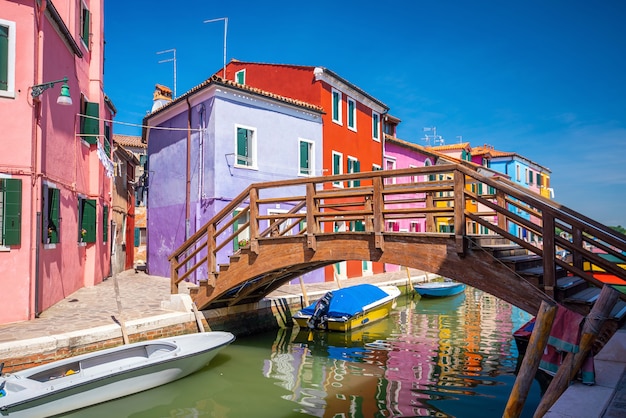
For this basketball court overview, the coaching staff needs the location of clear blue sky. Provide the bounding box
[104,1,626,228]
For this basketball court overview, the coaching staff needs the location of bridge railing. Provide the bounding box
[169,163,626,295]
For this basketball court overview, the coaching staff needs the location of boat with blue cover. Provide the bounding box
[293,283,401,332]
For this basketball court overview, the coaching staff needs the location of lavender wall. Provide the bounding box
[147,86,323,283]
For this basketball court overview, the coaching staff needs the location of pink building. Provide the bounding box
[0,1,112,324]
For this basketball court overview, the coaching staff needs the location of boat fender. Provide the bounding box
[307,291,333,329]
[0,380,5,398]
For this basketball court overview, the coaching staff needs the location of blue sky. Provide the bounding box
[104,1,626,227]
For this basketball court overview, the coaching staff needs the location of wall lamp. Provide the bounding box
[31,77,73,105]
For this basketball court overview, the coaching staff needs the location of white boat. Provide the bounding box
[0,331,235,418]
[293,284,401,332]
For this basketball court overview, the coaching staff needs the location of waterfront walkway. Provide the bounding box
[0,269,624,417]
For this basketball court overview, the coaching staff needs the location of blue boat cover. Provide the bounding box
[300,284,389,318]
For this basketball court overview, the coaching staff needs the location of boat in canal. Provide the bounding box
[0,331,235,418]
[293,283,401,332]
[414,279,466,298]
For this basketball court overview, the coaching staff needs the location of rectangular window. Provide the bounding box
[232,209,250,250]
[299,139,313,176]
[80,98,100,144]
[1,178,21,246]
[104,123,111,156]
[235,69,246,84]
[384,158,396,185]
[42,184,60,244]
[525,168,530,184]
[372,111,380,141]
[347,156,360,188]
[78,197,96,243]
[372,164,381,171]
[529,170,534,185]
[332,151,343,187]
[537,172,542,186]
[103,205,108,242]
[0,19,16,97]
[347,97,356,131]
[81,1,91,47]
[235,125,256,168]
[332,88,342,124]
[515,165,520,182]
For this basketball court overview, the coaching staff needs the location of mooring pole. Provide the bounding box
[533,285,619,418]
[503,299,557,418]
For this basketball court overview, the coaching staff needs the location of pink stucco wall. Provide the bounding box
[0,1,111,324]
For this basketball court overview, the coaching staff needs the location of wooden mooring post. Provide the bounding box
[503,300,557,418]
[533,285,620,418]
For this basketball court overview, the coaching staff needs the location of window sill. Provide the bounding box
[0,245,10,252]
[234,164,258,171]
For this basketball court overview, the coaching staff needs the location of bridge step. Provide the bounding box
[497,254,543,271]
[556,276,589,299]
[564,287,600,305]
[219,263,230,272]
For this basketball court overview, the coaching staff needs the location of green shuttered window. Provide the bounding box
[43,185,60,244]
[81,101,99,144]
[1,178,21,246]
[0,25,8,92]
[299,140,312,176]
[79,198,97,243]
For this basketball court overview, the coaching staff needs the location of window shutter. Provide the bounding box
[354,160,361,187]
[82,102,99,144]
[236,71,245,84]
[41,184,49,243]
[0,25,8,91]
[236,128,248,165]
[372,113,379,139]
[348,100,355,127]
[103,205,109,242]
[82,8,90,45]
[2,178,21,245]
[332,92,340,120]
[104,124,111,156]
[233,210,240,250]
[299,141,309,174]
[81,199,97,242]
[134,227,140,247]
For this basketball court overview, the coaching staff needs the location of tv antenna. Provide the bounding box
[423,126,444,146]
[157,49,177,98]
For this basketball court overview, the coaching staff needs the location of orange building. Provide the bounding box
[218,61,393,280]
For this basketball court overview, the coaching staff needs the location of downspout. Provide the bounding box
[31,0,48,318]
[185,96,192,240]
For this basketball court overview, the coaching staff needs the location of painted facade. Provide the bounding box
[142,77,323,280]
[110,141,139,275]
[219,61,391,280]
[0,0,112,324]
[473,145,552,242]
[112,134,147,269]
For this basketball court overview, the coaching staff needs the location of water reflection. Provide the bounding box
[63,288,538,418]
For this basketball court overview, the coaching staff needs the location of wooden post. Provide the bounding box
[503,300,557,418]
[113,275,130,344]
[405,266,414,289]
[299,276,310,307]
[453,170,466,255]
[542,215,556,297]
[533,285,620,418]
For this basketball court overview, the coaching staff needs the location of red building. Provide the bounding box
[218,61,393,280]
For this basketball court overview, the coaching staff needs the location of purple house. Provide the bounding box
[142,77,323,279]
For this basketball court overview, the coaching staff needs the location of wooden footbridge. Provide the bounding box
[169,162,626,330]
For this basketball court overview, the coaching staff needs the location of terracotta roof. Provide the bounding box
[471,144,550,172]
[113,134,146,149]
[427,142,471,152]
[145,75,323,119]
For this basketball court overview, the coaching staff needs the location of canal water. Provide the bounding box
[63,287,543,417]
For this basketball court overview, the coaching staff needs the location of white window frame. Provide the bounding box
[332,151,343,188]
[298,138,314,177]
[331,88,342,125]
[409,164,419,183]
[372,111,381,142]
[347,97,357,131]
[372,163,381,171]
[267,209,291,236]
[80,0,90,49]
[235,69,246,84]
[384,157,396,185]
[347,155,359,188]
[0,19,16,98]
[516,164,521,182]
[234,124,257,170]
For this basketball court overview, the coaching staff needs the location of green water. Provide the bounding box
[62,288,542,417]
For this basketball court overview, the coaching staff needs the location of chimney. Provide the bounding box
[151,84,173,112]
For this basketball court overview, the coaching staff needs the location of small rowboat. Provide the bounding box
[293,284,401,332]
[414,280,466,298]
[0,331,235,418]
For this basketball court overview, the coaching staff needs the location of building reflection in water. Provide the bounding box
[263,287,532,417]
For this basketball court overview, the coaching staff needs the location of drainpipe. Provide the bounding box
[31,0,48,318]
[185,97,192,240]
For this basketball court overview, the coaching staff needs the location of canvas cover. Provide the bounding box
[300,284,389,318]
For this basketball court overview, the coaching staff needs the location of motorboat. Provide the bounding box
[414,279,466,298]
[293,284,401,332]
[0,331,235,418]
